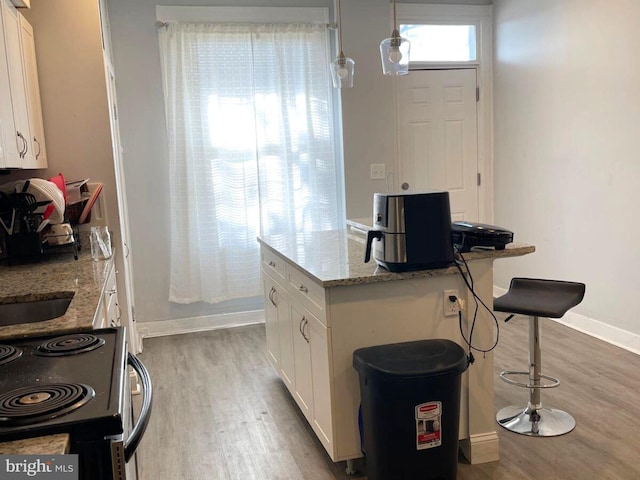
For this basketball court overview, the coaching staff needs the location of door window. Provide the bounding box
[399,24,477,63]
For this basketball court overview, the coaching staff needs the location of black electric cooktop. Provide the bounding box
[0,327,127,442]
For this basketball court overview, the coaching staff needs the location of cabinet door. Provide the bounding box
[94,295,107,329]
[105,286,120,328]
[263,274,281,370]
[277,285,294,393]
[0,3,16,167]
[291,303,313,421]
[18,12,45,168]
[0,0,26,167]
[103,264,120,328]
[309,314,333,453]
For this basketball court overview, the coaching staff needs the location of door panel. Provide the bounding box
[397,69,479,221]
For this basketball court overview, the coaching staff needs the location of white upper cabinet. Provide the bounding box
[1,0,30,167]
[10,0,29,8]
[0,0,46,169]
[0,1,19,168]
[18,12,45,168]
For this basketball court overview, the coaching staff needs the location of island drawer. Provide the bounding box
[262,248,286,284]
[287,265,326,322]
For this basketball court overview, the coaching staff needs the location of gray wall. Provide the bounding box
[493,0,640,337]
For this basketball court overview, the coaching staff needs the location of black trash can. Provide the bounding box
[353,339,468,480]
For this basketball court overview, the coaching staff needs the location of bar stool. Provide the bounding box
[494,278,585,436]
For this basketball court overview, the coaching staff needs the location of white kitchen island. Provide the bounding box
[258,228,534,466]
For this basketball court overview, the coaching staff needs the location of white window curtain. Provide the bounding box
[158,22,343,304]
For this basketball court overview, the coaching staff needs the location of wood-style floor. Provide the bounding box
[136,317,640,479]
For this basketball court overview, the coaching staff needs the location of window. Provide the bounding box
[157,16,344,305]
[400,24,477,63]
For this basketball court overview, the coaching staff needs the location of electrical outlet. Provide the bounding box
[443,290,461,317]
[370,163,386,180]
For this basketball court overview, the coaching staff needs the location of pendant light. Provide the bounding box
[380,0,410,75]
[330,0,355,88]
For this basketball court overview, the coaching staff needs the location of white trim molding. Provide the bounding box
[460,432,500,465]
[137,310,264,342]
[493,286,640,356]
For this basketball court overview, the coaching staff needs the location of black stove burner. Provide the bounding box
[36,333,105,356]
[0,383,95,425]
[0,345,22,366]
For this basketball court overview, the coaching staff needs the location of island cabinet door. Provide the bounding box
[275,282,294,394]
[308,313,334,457]
[263,274,281,370]
[291,303,314,421]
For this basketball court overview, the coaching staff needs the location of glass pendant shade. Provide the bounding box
[380,29,410,76]
[331,52,355,88]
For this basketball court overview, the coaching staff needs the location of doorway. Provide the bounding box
[396,68,479,222]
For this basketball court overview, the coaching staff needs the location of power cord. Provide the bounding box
[452,247,500,364]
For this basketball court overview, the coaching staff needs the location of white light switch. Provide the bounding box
[370,163,386,180]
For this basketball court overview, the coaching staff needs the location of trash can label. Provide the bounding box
[415,402,442,450]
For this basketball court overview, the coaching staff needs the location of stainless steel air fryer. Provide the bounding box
[364,191,454,272]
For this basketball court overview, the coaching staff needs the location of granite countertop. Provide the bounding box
[0,245,113,340]
[258,228,535,288]
[0,434,69,454]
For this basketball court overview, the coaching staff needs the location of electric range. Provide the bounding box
[0,327,152,480]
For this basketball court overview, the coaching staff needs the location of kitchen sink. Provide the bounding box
[0,294,74,326]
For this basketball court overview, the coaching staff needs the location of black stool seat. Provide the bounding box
[494,278,585,318]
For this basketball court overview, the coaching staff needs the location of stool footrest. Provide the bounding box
[499,370,560,389]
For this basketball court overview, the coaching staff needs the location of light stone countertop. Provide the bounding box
[0,434,69,454]
[258,228,535,288]
[0,245,113,340]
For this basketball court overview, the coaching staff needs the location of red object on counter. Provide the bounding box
[47,173,66,220]
[48,172,67,202]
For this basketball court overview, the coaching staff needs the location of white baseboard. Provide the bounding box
[137,310,265,341]
[493,286,640,356]
[459,432,500,465]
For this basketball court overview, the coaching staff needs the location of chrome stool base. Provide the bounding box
[496,405,576,437]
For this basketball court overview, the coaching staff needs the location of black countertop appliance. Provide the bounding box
[451,221,514,252]
[364,191,454,272]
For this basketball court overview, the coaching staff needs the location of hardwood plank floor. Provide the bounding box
[135,318,640,479]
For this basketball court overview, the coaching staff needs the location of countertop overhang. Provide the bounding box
[258,229,535,288]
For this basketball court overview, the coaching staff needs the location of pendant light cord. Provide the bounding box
[337,0,344,54]
[393,0,398,31]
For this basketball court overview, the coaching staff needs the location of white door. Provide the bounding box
[396,69,479,221]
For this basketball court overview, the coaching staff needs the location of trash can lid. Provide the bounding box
[353,339,468,380]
